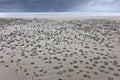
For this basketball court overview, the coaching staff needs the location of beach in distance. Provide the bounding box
[0,13,120,80]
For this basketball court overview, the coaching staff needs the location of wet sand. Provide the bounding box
[0,15,120,80]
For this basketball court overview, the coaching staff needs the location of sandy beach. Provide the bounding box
[0,15,120,80]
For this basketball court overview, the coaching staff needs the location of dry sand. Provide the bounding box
[0,15,120,80]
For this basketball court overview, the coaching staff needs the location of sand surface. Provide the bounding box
[0,15,120,80]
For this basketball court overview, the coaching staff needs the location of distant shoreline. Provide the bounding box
[0,12,120,16]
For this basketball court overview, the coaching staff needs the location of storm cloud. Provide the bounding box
[0,0,120,12]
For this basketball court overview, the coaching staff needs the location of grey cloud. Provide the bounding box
[0,0,119,12]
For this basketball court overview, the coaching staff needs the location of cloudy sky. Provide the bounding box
[0,0,120,12]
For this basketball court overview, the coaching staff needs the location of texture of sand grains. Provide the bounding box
[0,16,120,80]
